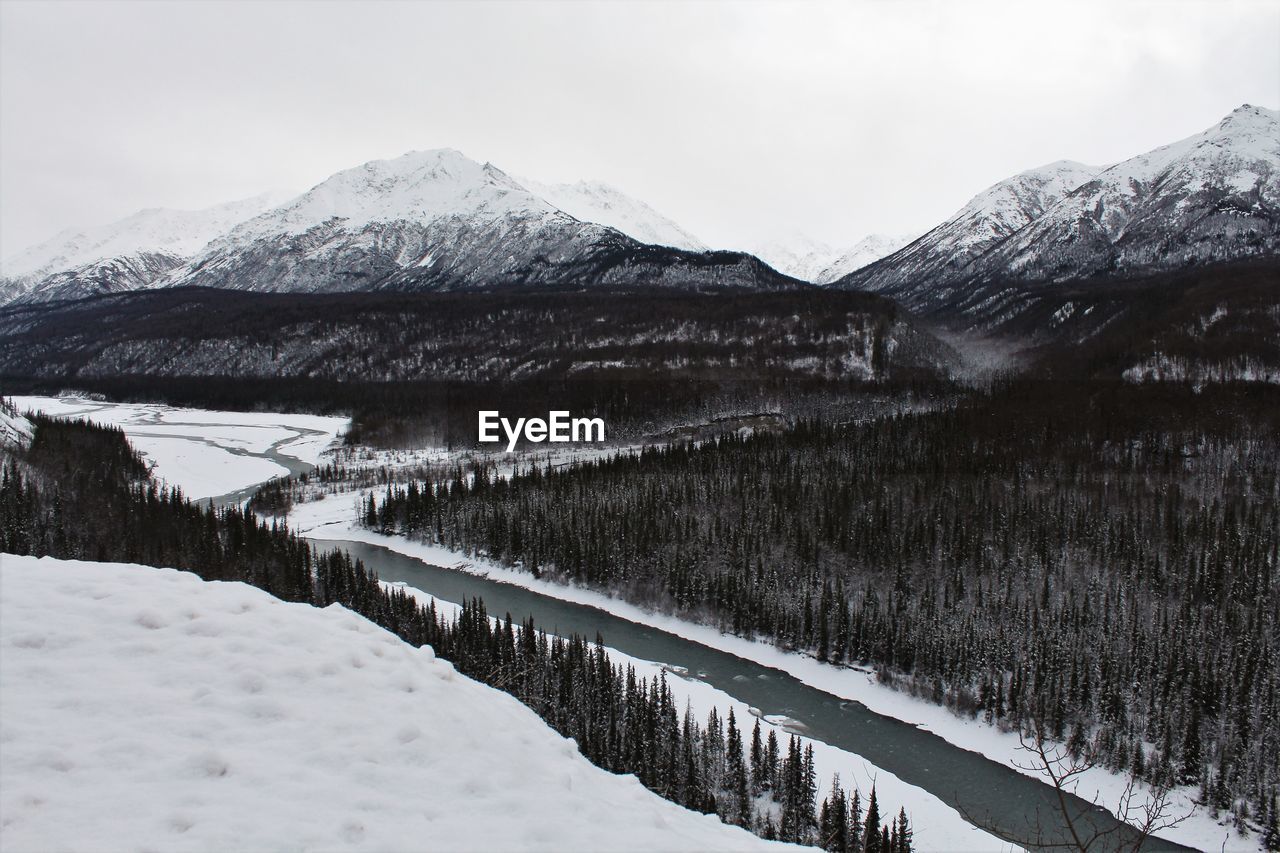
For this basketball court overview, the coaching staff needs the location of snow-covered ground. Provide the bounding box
[8,396,347,500]
[289,498,1248,852]
[0,554,795,853]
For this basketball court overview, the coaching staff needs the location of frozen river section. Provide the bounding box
[8,396,348,504]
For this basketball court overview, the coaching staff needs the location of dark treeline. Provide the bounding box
[0,415,914,850]
[0,284,955,448]
[0,286,947,387]
[2,415,315,601]
[366,379,1280,844]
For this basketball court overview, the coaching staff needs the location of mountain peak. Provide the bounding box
[1212,103,1279,145]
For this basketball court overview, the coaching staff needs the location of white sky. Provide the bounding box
[1,0,1277,257]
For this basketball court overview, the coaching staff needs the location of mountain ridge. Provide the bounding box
[3,150,786,304]
[835,105,1279,328]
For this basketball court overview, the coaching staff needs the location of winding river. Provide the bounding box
[312,536,1191,852]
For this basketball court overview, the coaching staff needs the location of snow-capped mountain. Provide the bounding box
[3,191,294,280]
[743,232,916,283]
[0,192,293,305]
[0,153,787,305]
[979,104,1279,283]
[836,160,1103,306]
[837,105,1280,320]
[516,177,706,252]
[8,253,188,305]
[163,149,788,295]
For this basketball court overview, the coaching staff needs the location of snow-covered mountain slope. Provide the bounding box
[517,176,707,251]
[7,252,187,305]
[0,554,787,853]
[162,149,789,294]
[837,105,1280,327]
[0,192,293,306]
[745,232,923,284]
[741,232,837,282]
[2,192,292,282]
[836,160,1103,305]
[980,104,1280,284]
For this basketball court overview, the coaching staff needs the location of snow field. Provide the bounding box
[0,554,794,852]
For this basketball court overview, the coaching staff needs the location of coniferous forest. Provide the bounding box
[0,415,914,850]
[363,379,1280,840]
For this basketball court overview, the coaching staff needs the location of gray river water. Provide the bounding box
[312,537,1193,852]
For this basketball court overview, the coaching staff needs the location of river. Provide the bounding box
[312,536,1192,852]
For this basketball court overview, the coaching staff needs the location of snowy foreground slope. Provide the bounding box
[0,555,789,853]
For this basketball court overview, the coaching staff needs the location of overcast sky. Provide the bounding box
[2,0,1277,257]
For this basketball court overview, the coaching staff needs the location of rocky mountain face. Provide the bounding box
[982,104,1279,283]
[167,150,793,294]
[836,160,1103,309]
[9,252,187,305]
[2,151,793,305]
[836,105,1280,331]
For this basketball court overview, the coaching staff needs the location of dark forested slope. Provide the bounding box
[366,380,1280,836]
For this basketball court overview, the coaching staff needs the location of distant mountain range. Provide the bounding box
[0,152,792,304]
[2,105,1275,338]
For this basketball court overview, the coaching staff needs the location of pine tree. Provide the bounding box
[895,807,913,852]
[820,774,849,852]
[849,789,863,853]
[750,717,765,795]
[864,786,882,853]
